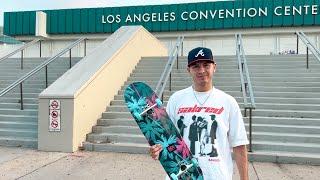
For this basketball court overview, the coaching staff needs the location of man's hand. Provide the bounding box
[149,144,162,160]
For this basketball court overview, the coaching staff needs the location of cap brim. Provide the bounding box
[188,59,215,66]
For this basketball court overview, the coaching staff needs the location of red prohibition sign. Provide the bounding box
[51,110,59,118]
[51,100,59,109]
[51,120,59,128]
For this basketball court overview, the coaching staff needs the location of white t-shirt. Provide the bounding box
[165,86,248,180]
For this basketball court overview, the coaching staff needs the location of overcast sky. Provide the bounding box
[0,0,229,26]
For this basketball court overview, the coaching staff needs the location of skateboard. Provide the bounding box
[124,82,204,180]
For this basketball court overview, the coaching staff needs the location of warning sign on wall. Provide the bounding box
[49,100,61,132]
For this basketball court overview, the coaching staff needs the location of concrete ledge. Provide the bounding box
[38,26,168,152]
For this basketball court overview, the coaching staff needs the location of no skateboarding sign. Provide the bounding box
[49,100,61,132]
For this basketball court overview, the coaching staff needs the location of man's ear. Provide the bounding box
[187,67,190,73]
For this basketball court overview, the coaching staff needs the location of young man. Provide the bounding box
[150,47,249,180]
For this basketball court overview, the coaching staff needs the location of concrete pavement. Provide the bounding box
[0,146,319,180]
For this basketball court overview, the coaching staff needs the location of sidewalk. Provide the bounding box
[0,146,319,180]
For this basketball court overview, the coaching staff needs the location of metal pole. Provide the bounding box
[176,47,179,70]
[249,108,252,152]
[181,41,184,56]
[69,49,72,69]
[307,47,309,69]
[169,72,172,91]
[84,39,87,57]
[20,83,24,110]
[21,50,24,70]
[296,34,299,54]
[40,40,42,57]
[45,65,48,88]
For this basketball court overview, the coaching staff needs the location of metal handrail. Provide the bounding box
[235,34,256,152]
[0,38,86,110]
[0,38,40,63]
[155,36,184,99]
[296,31,320,68]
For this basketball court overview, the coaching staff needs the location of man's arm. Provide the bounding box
[233,145,249,180]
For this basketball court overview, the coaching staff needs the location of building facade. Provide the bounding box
[2,0,320,57]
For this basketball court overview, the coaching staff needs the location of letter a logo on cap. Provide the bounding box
[195,49,205,57]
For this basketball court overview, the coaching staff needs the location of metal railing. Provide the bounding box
[296,31,320,69]
[235,34,256,152]
[0,38,41,69]
[0,38,86,110]
[155,36,184,100]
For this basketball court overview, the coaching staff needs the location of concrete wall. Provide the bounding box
[38,26,168,152]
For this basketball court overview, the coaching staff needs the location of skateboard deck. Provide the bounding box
[124,82,203,180]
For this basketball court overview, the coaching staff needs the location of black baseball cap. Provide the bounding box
[187,47,215,67]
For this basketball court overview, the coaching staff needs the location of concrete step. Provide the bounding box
[113,91,243,100]
[132,68,319,74]
[107,102,320,112]
[250,109,320,118]
[249,151,320,165]
[0,114,37,123]
[246,123,320,134]
[110,96,320,106]
[97,118,136,126]
[92,125,141,135]
[0,97,38,104]
[0,121,37,130]
[123,81,320,89]
[0,136,37,148]
[244,116,320,126]
[251,132,320,144]
[84,142,148,154]
[86,133,147,144]
[0,109,38,116]
[131,72,320,78]
[4,93,40,99]
[0,103,37,109]
[252,141,320,154]
[103,109,320,119]
[0,128,37,138]
[137,59,320,66]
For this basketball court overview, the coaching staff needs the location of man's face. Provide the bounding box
[187,61,216,87]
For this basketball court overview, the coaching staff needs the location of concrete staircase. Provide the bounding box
[84,56,243,152]
[0,57,81,148]
[84,55,320,164]
[245,55,320,164]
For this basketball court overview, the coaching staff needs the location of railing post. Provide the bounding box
[244,107,247,117]
[40,40,42,57]
[84,39,87,57]
[20,83,24,110]
[181,41,184,56]
[69,49,72,69]
[307,47,309,69]
[249,108,252,152]
[169,72,172,91]
[176,47,179,70]
[21,50,24,70]
[45,65,48,88]
[296,34,299,54]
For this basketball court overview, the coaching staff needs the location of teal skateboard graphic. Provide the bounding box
[124,82,203,180]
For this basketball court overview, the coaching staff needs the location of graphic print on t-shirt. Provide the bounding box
[178,112,219,158]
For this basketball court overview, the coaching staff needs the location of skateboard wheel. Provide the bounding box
[191,158,199,167]
[170,173,178,180]
[133,112,142,120]
[155,98,162,107]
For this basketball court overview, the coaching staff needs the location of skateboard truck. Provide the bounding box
[170,158,199,180]
[133,98,162,120]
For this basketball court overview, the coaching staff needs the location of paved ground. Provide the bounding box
[0,146,319,180]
